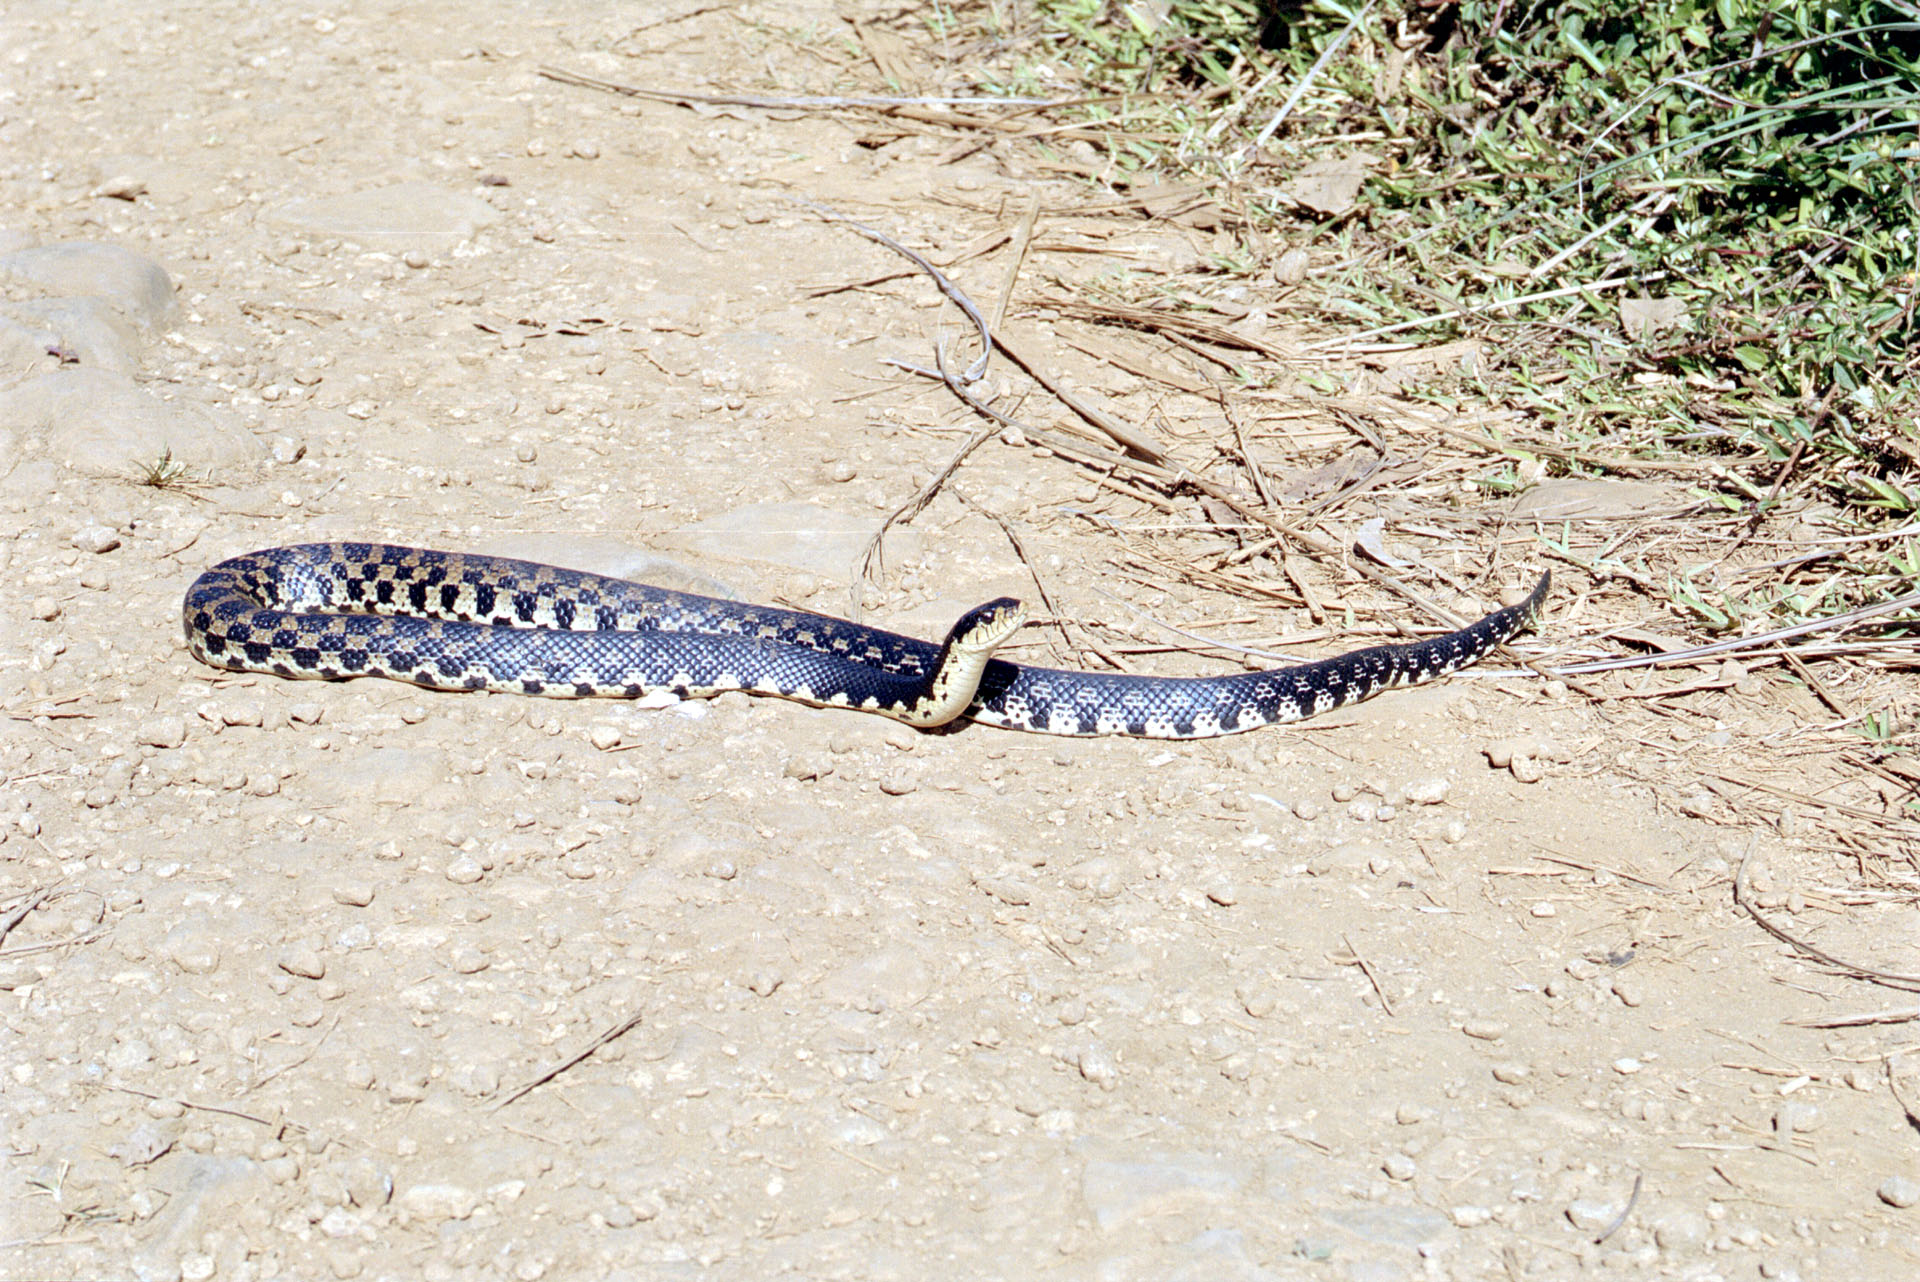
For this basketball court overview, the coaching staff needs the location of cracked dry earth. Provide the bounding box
[2,4,1918,1281]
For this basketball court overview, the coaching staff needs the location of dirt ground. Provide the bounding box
[4,4,1919,1280]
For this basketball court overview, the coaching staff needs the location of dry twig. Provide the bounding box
[1735,850,1920,991]
[493,1008,647,1111]
[1592,1173,1644,1245]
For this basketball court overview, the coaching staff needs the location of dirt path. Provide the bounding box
[3,4,1916,1280]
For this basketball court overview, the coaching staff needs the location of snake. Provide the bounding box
[183,543,1548,739]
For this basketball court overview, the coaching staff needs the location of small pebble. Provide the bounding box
[1653,1209,1709,1250]
[1462,1018,1507,1041]
[72,525,122,553]
[92,174,149,201]
[163,926,220,975]
[1076,1045,1119,1090]
[332,880,375,908]
[449,948,489,975]
[278,946,326,980]
[1491,1062,1531,1084]
[339,1159,391,1212]
[784,753,832,781]
[1566,1199,1616,1231]
[30,596,61,621]
[1382,1153,1417,1181]
[1614,1057,1643,1075]
[1611,975,1644,1007]
[1879,1176,1920,1208]
[588,724,622,751]
[400,1183,478,1221]
[878,774,917,796]
[446,854,485,884]
[137,715,188,749]
[1530,901,1557,918]
[1451,1205,1493,1228]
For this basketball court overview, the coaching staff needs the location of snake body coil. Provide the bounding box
[184,543,1547,738]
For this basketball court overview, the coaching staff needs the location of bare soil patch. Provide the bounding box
[3,5,1916,1280]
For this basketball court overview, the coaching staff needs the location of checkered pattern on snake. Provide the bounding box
[183,543,1549,739]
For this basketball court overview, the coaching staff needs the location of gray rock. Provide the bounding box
[398,1181,478,1221]
[1321,1204,1454,1249]
[1165,1228,1282,1282]
[161,918,221,975]
[0,241,176,331]
[1878,1174,1920,1208]
[1653,1208,1709,1249]
[0,369,263,476]
[4,296,144,374]
[271,181,502,251]
[1082,1151,1250,1231]
[0,311,63,382]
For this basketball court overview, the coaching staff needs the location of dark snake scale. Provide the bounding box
[184,543,1548,739]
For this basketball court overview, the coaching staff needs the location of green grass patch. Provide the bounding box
[971,0,1919,568]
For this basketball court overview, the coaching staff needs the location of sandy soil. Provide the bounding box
[3,4,1918,1280]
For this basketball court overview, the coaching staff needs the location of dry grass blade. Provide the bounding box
[991,326,1171,464]
[0,886,55,947]
[799,197,993,382]
[492,1008,647,1111]
[538,64,1061,110]
[1551,590,1920,676]
[1299,274,1657,352]
[1037,294,1297,362]
[1735,851,1920,992]
[860,345,1001,601]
